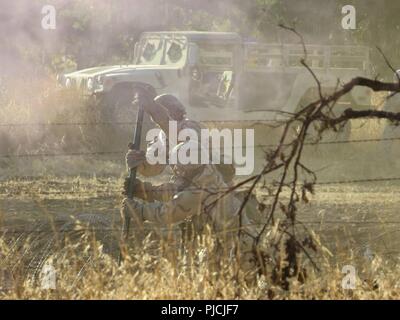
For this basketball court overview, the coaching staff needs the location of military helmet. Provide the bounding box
[154,94,186,116]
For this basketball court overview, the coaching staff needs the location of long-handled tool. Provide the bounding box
[118,83,152,265]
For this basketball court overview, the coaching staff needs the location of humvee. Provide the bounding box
[58,31,374,170]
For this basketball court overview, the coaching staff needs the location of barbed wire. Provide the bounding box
[1,175,400,199]
[1,136,399,159]
[0,190,119,197]
[307,136,400,145]
[0,119,277,127]
[315,176,400,185]
[3,218,400,234]
[0,151,124,159]
[0,183,260,196]
[0,122,135,127]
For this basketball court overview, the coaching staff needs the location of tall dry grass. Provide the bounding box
[1,224,399,299]
[1,77,399,300]
[0,77,131,178]
[0,77,112,153]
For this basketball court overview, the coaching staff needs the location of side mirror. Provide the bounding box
[187,43,199,66]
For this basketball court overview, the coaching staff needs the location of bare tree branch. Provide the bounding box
[220,24,400,288]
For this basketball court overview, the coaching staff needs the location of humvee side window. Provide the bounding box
[167,42,182,63]
[142,42,156,61]
[136,34,187,66]
[137,37,163,65]
[163,36,187,66]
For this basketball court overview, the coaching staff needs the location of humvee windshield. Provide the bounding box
[136,34,188,66]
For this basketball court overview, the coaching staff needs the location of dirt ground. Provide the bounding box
[1,164,399,262]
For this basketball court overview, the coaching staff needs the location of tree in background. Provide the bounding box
[337,0,400,79]
[0,0,398,77]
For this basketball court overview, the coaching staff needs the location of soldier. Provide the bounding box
[122,87,259,270]
[159,94,240,184]
[122,138,259,274]
[151,94,259,219]
[126,93,203,178]
[126,91,235,183]
[154,93,204,135]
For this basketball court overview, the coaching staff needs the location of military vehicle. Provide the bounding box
[58,31,374,170]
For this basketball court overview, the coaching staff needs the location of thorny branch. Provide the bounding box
[225,24,400,289]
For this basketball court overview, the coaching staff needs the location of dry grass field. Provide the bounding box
[1,84,400,299]
[2,0,400,301]
[1,169,400,299]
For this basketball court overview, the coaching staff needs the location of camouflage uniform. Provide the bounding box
[123,93,255,271]
[136,94,235,183]
[122,140,258,272]
[136,118,205,177]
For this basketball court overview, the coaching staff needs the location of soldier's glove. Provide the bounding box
[125,147,146,169]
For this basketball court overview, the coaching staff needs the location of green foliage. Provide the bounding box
[1,0,398,77]
[51,55,77,73]
[337,0,400,78]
